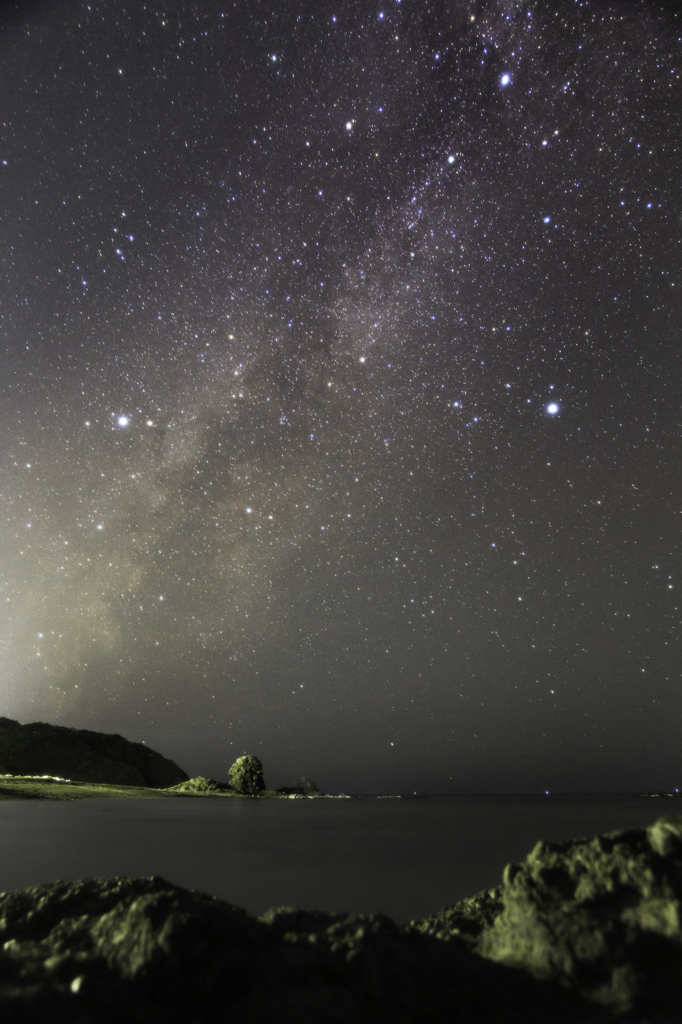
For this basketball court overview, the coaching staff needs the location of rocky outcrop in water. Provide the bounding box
[277,776,322,796]
[415,814,682,1019]
[0,717,188,789]
[227,754,265,795]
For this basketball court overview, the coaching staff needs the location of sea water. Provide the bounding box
[0,794,669,924]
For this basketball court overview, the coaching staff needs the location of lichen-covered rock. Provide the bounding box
[166,776,232,795]
[227,754,265,795]
[414,814,682,1018]
[0,718,188,788]
[0,876,600,1023]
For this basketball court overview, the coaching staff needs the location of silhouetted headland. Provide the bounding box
[0,719,351,800]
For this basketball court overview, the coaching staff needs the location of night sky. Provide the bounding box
[0,0,679,794]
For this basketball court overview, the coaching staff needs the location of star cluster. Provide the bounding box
[0,0,679,791]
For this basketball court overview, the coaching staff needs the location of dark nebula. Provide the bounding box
[0,0,679,792]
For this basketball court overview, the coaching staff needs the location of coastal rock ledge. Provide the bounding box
[0,717,188,789]
[0,817,680,1022]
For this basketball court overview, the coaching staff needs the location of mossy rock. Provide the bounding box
[227,755,265,795]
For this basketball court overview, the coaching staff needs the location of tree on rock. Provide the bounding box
[227,755,265,795]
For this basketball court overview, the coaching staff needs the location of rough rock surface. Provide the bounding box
[0,875,600,1024]
[414,815,682,1019]
[0,717,188,789]
[1,815,680,1021]
[227,754,265,795]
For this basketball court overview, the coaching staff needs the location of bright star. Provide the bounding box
[500,74,511,86]
[547,403,559,415]
[117,415,130,427]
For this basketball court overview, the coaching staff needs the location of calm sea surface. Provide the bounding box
[0,794,671,924]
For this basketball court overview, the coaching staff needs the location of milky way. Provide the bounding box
[0,0,679,792]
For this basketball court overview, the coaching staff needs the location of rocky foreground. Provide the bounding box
[0,817,680,1023]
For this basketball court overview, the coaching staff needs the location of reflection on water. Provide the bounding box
[0,794,665,923]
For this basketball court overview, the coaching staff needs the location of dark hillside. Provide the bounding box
[0,717,188,788]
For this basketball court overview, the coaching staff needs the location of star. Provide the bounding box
[0,0,676,798]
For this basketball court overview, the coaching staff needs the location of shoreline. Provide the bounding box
[1,776,680,803]
[0,775,358,801]
[630,791,682,798]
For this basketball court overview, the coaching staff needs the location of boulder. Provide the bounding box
[0,717,188,789]
[414,814,682,1018]
[227,754,265,795]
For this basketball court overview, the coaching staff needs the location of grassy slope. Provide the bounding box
[0,777,285,801]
